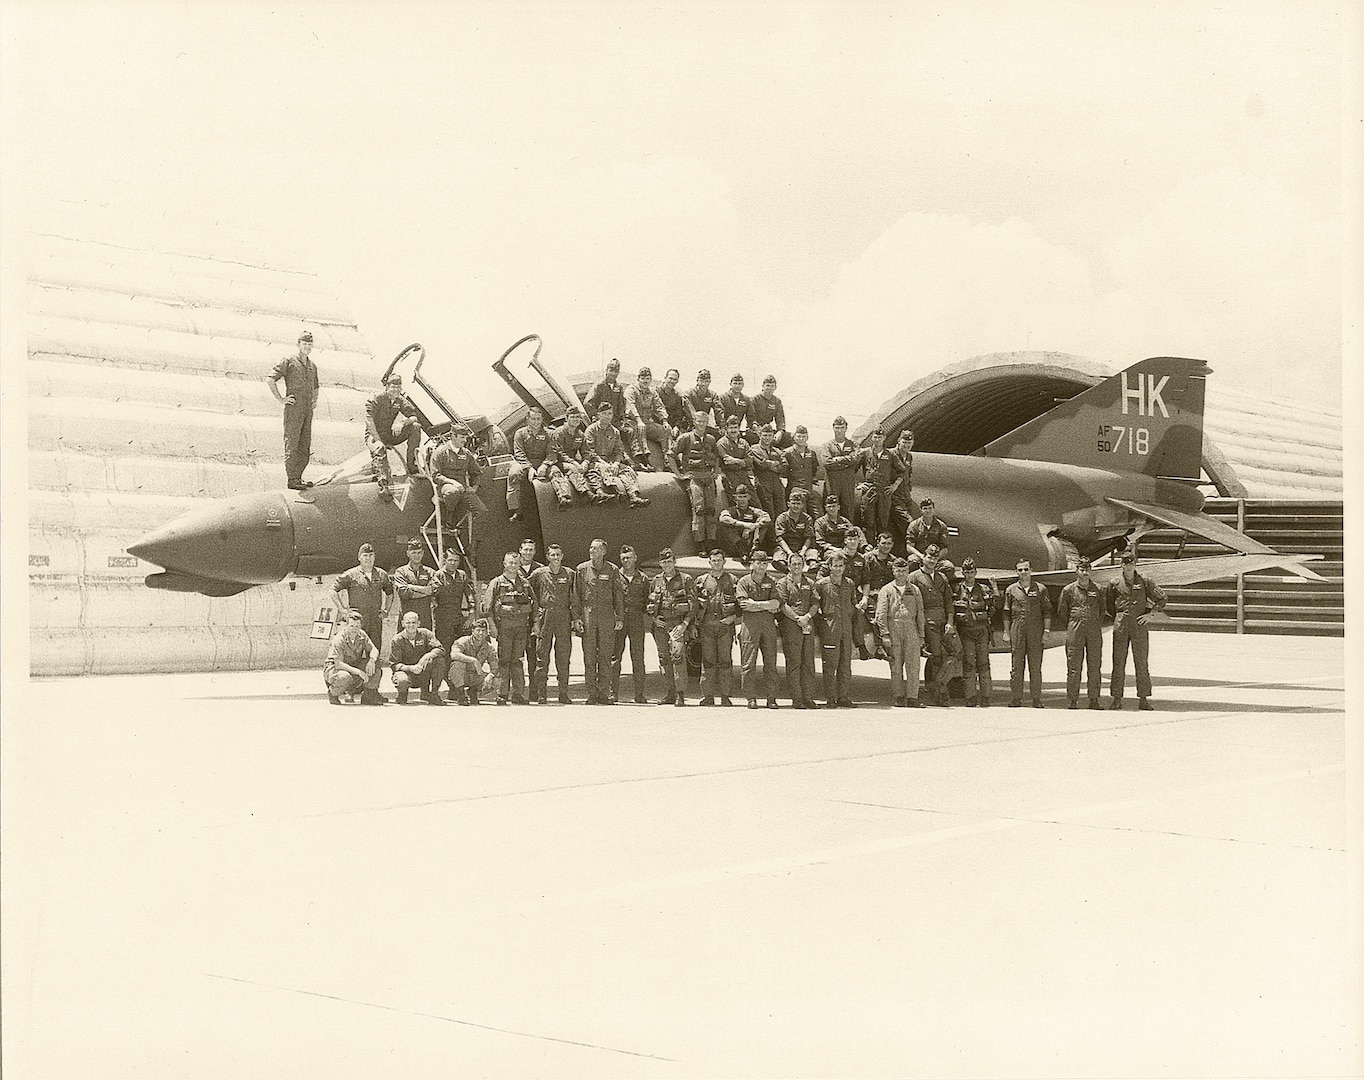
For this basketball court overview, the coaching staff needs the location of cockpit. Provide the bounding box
[315,334,585,487]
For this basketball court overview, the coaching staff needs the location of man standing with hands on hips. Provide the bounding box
[1105,550,1168,711]
[266,329,320,490]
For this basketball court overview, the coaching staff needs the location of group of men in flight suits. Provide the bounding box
[319,358,1168,712]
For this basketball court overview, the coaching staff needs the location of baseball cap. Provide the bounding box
[833,415,847,426]
[891,557,909,569]
[1121,550,1137,564]
[659,547,675,560]
[961,557,977,571]
[638,365,652,378]
[919,497,935,508]
[762,375,777,386]
[606,358,620,371]
[299,330,314,342]
[405,538,423,551]
[697,368,711,379]
[871,427,885,436]
[596,400,613,412]
[734,483,750,495]
[751,549,770,562]
[1077,556,1092,569]
[794,424,808,435]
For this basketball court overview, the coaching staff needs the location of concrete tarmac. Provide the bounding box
[3,633,1354,1078]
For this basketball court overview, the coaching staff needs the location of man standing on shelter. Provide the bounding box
[1104,550,1167,711]
[670,408,721,547]
[266,329,320,490]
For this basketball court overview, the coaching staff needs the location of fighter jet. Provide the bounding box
[128,336,1323,644]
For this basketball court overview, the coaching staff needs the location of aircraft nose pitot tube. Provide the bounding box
[128,492,297,590]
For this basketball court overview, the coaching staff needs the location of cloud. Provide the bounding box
[766,171,1342,424]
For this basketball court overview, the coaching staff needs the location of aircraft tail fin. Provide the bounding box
[981,357,1209,481]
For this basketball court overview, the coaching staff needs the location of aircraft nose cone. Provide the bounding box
[128,492,296,586]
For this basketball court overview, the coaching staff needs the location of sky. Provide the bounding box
[2,0,1351,423]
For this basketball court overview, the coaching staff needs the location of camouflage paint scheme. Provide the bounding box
[130,347,1322,658]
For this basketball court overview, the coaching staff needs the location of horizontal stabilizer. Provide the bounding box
[1107,498,1325,580]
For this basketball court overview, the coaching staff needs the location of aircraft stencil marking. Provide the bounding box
[1097,425,1150,455]
[1120,371,1170,417]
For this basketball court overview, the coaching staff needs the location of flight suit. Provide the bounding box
[517,559,546,701]
[888,450,916,540]
[648,570,696,701]
[862,551,896,653]
[1105,572,1168,704]
[953,579,996,705]
[748,393,790,446]
[718,503,770,563]
[1057,578,1105,707]
[333,565,395,692]
[508,426,554,514]
[271,350,319,486]
[365,390,422,487]
[1004,580,1051,706]
[672,429,721,542]
[717,433,756,497]
[776,575,820,707]
[696,570,740,701]
[576,558,624,703]
[749,441,787,528]
[448,633,496,699]
[431,565,473,694]
[586,378,643,461]
[736,571,781,702]
[624,382,672,460]
[530,563,580,702]
[908,565,957,705]
[324,624,377,700]
[839,547,873,655]
[583,419,642,499]
[815,573,856,706]
[906,515,951,559]
[486,570,536,702]
[861,447,902,541]
[820,437,860,522]
[388,628,447,701]
[774,510,816,568]
[547,425,591,498]
[717,389,752,435]
[612,568,653,702]
[784,444,820,503]
[658,385,691,433]
[392,560,436,630]
[684,386,722,427]
[429,441,487,522]
[875,581,925,704]
[814,513,855,557]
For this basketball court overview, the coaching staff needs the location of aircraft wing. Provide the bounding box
[1106,497,1325,580]
[1060,552,1322,588]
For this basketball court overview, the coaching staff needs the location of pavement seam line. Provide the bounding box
[203,972,676,1062]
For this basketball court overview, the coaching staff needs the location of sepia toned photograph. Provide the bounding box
[1,2,1357,1076]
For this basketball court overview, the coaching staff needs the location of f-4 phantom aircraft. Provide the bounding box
[128,337,1323,648]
